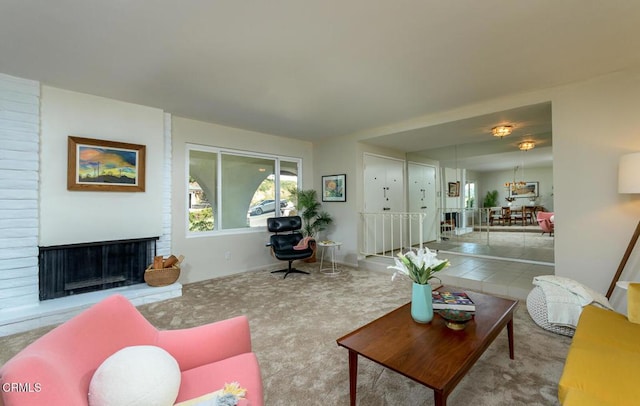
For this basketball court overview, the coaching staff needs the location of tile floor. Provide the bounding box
[436,253,554,301]
[361,246,554,302]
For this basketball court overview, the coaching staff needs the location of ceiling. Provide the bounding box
[2,1,640,143]
[365,102,553,171]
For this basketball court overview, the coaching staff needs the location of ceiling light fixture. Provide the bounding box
[492,125,513,138]
[518,141,536,151]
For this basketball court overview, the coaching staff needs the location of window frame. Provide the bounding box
[185,143,302,238]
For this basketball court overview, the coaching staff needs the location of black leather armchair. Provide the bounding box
[266,216,314,278]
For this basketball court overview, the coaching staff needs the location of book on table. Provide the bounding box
[432,291,476,311]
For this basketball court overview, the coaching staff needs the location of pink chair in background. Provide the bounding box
[537,211,555,236]
[0,294,263,406]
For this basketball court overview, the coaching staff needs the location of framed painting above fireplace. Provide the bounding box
[67,136,146,192]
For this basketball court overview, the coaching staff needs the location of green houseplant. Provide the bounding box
[483,190,499,208]
[288,188,333,238]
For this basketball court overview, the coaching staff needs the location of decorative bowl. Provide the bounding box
[438,309,474,330]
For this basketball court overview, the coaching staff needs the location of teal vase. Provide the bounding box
[411,282,434,323]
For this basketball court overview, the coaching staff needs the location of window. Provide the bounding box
[465,181,476,208]
[187,145,301,235]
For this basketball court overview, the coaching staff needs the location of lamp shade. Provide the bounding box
[618,152,640,193]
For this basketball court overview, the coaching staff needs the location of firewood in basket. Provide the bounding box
[163,255,179,268]
[153,255,164,269]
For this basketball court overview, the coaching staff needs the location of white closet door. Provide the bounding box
[408,162,437,246]
[363,154,404,255]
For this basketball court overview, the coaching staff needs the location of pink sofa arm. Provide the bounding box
[156,315,253,372]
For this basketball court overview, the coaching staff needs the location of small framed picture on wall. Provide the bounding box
[322,174,346,202]
[447,181,460,197]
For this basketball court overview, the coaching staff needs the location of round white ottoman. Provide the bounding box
[526,286,575,337]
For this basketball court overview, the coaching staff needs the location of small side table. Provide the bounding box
[318,241,342,275]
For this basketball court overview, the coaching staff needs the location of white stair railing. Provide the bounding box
[360,212,426,259]
[361,209,495,259]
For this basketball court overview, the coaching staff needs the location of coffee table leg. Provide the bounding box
[348,350,358,406]
[434,390,446,406]
[507,316,514,360]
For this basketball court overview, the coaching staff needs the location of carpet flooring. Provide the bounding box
[0,263,571,405]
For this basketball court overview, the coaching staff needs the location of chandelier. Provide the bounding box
[504,166,526,191]
[492,125,513,138]
[518,141,535,151]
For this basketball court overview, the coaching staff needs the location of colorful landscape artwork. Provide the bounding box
[67,136,146,192]
[77,145,138,185]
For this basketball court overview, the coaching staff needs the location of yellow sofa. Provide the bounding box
[558,303,640,405]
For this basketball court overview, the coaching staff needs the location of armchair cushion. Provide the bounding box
[175,353,261,404]
[628,283,640,324]
[88,345,180,406]
[156,316,252,371]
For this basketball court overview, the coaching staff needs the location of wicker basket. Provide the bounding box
[144,264,180,287]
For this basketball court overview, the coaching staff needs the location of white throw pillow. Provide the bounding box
[89,345,181,406]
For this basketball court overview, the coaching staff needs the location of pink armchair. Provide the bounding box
[0,294,263,406]
[537,211,555,236]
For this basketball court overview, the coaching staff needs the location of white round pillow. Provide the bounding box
[89,345,181,406]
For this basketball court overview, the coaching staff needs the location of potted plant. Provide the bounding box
[288,188,333,262]
[288,188,333,238]
[482,190,500,224]
[483,190,499,208]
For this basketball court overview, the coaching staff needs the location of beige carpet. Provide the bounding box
[0,263,571,405]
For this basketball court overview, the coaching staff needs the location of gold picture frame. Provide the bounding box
[447,181,460,197]
[67,136,146,192]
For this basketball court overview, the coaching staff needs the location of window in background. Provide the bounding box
[279,159,300,216]
[187,145,301,235]
[188,149,217,232]
[465,181,476,208]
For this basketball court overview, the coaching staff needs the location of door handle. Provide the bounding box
[383,207,391,211]
[421,206,427,209]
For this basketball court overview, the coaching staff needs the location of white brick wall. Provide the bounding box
[0,73,40,309]
[157,113,172,257]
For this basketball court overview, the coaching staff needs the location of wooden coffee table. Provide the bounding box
[336,289,518,406]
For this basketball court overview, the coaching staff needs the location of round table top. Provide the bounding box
[317,240,342,247]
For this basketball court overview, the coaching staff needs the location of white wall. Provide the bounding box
[311,138,359,265]
[40,86,165,246]
[171,116,314,283]
[552,70,640,310]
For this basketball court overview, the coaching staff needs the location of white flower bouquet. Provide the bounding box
[389,247,449,285]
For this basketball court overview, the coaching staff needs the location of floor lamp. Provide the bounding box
[606,152,640,299]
